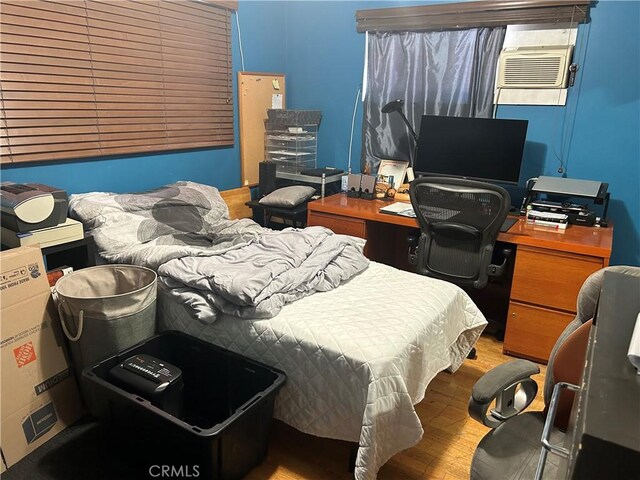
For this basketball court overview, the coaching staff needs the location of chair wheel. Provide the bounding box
[467,347,477,360]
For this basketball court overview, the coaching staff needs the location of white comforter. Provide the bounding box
[159,261,486,480]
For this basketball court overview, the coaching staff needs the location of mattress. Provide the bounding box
[158,261,486,480]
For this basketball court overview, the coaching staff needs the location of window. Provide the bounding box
[0,0,237,164]
[361,28,506,172]
[356,0,591,173]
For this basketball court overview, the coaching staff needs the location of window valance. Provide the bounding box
[356,0,591,33]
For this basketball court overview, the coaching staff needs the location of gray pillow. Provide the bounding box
[259,186,316,207]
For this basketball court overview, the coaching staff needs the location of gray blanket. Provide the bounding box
[159,226,367,320]
[69,181,369,320]
[69,181,263,269]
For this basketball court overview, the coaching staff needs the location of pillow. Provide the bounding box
[259,186,316,207]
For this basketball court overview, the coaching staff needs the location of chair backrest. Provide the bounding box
[543,265,640,407]
[409,177,510,289]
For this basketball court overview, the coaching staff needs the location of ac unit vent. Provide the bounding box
[498,46,573,89]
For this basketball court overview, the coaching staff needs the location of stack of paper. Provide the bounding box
[379,202,416,218]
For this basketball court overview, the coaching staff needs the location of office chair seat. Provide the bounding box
[469,266,640,480]
[471,411,564,480]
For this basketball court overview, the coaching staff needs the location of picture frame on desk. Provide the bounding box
[377,160,408,190]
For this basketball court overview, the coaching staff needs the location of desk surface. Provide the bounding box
[308,194,613,260]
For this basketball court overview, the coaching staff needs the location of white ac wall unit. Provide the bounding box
[497,46,573,89]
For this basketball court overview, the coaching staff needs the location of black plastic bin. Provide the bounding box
[83,331,286,480]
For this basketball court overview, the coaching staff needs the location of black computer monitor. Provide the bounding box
[414,115,528,185]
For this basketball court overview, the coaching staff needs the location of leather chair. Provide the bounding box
[408,177,511,289]
[467,265,640,480]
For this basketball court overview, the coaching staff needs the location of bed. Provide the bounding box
[69,182,486,480]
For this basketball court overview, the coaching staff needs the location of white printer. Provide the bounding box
[0,183,68,233]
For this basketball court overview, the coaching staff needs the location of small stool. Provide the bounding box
[245,200,308,229]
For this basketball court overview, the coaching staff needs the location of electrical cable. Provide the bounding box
[492,88,502,119]
[348,86,362,173]
[551,5,581,175]
[560,13,591,175]
[235,10,245,71]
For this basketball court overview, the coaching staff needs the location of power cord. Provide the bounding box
[347,86,362,174]
[234,10,246,71]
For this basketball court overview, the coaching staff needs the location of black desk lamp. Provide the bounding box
[381,99,418,144]
[381,99,418,177]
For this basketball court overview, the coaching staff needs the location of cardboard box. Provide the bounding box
[0,245,83,469]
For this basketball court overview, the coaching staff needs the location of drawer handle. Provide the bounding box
[512,312,517,318]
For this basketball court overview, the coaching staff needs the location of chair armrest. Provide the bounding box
[468,359,540,428]
[486,247,514,278]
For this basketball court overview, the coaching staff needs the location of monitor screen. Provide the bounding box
[414,115,528,185]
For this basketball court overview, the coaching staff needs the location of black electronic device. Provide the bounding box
[569,210,596,227]
[530,200,597,226]
[521,177,610,226]
[300,167,344,177]
[109,354,184,418]
[0,183,68,233]
[259,161,277,197]
[414,115,528,185]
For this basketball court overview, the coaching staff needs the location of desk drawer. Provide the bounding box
[307,211,367,238]
[503,301,574,363]
[511,246,603,312]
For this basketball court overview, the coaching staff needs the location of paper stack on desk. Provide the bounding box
[380,202,416,218]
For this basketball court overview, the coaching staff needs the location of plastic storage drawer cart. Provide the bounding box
[83,331,286,480]
[265,109,322,174]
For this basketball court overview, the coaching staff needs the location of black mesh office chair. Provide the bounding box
[408,177,511,289]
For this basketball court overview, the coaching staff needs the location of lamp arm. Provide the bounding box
[396,110,419,143]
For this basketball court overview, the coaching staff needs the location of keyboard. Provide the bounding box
[500,217,518,233]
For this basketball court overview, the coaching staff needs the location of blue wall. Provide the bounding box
[501,1,640,266]
[282,0,640,266]
[2,1,638,265]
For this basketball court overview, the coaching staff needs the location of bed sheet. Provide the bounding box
[158,261,486,480]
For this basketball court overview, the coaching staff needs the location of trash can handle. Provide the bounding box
[57,301,84,342]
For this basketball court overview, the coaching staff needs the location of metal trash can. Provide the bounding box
[54,264,157,373]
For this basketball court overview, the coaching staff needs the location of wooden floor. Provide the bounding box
[246,334,547,480]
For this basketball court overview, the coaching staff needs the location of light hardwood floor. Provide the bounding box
[246,334,547,480]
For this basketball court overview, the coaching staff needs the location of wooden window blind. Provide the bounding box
[356,0,591,33]
[1,0,237,165]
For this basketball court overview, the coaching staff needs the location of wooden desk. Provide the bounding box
[308,194,614,363]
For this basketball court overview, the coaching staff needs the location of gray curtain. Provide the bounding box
[362,27,506,173]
